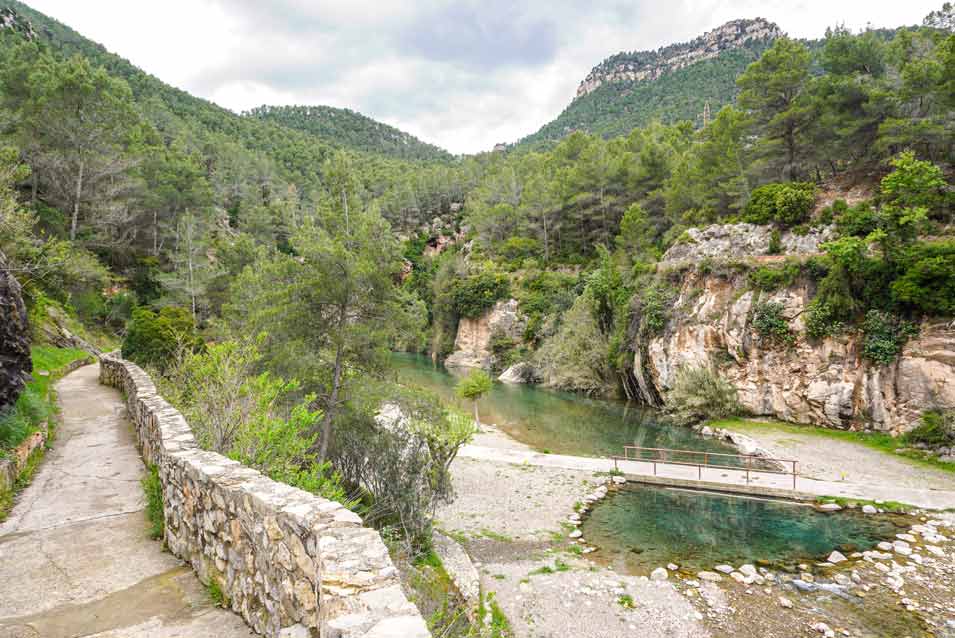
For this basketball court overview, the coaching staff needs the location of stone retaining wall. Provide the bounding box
[99,354,430,638]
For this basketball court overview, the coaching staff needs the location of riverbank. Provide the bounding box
[437,422,955,638]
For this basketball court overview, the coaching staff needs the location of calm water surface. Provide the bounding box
[390,352,738,458]
[582,485,909,574]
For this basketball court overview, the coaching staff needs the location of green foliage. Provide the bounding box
[767,229,782,255]
[333,388,476,552]
[206,579,227,607]
[905,411,955,448]
[742,182,816,227]
[0,346,88,453]
[519,44,770,148]
[861,309,918,366]
[804,300,845,340]
[246,105,452,162]
[880,151,946,216]
[891,241,955,315]
[142,465,164,541]
[748,262,800,291]
[455,370,492,402]
[639,284,675,337]
[752,301,795,346]
[121,306,200,373]
[449,268,510,319]
[834,201,879,237]
[667,365,741,426]
[159,338,351,505]
[536,289,614,396]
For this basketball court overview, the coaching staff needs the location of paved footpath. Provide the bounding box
[0,363,254,638]
[460,443,955,510]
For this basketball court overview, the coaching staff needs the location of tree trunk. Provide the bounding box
[317,342,345,463]
[70,159,85,241]
[153,210,159,256]
[472,400,481,428]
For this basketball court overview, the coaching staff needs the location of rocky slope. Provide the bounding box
[632,262,955,435]
[576,18,782,98]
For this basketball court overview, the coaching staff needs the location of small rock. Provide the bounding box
[650,567,668,581]
[739,564,757,577]
[827,551,848,564]
[697,571,723,582]
[817,503,842,512]
[811,621,835,637]
[568,530,582,539]
[667,563,679,571]
[862,504,877,514]
[715,565,734,574]
[779,596,794,609]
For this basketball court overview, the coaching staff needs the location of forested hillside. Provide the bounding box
[1,1,954,613]
[246,105,452,162]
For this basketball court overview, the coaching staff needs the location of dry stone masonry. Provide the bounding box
[99,354,430,638]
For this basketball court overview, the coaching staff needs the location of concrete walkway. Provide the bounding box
[0,363,254,638]
[459,443,955,510]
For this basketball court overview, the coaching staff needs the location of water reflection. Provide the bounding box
[582,486,906,574]
[390,353,738,459]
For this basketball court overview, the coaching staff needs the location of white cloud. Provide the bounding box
[23,0,945,154]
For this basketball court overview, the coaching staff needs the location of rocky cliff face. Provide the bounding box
[445,299,525,370]
[0,252,32,411]
[661,223,833,264]
[576,18,781,98]
[633,267,955,435]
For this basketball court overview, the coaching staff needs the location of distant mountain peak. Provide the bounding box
[575,18,782,98]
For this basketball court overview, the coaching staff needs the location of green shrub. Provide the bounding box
[743,182,816,227]
[804,300,845,339]
[121,306,201,372]
[667,365,741,425]
[835,201,879,237]
[891,241,955,316]
[861,310,918,366]
[752,301,795,346]
[905,411,955,448]
[142,465,164,540]
[449,269,510,319]
[748,262,800,291]
[640,285,675,336]
[767,229,782,255]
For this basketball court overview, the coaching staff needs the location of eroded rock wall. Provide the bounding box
[100,355,430,638]
[634,269,955,435]
[445,298,525,370]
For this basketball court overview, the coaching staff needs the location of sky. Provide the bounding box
[23,0,945,155]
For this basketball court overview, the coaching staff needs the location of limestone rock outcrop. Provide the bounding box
[661,223,833,264]
[445,299,525,370]
[498,362,539,384]
[576,18,781,98]
[0,252,32,411]
[633,267,955,435]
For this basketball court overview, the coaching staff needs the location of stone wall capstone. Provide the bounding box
[99,354,430,638]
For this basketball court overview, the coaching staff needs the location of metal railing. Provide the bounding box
[611,445,799,490]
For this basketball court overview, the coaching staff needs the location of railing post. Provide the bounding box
[746,455,751,484]
[653,461,657,476]
[698,464,701,481]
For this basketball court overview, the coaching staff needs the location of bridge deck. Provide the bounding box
[458,443,955,510]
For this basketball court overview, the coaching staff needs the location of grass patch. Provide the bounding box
[142,464,165,540]
[206,579,226,607]
[406,549,473,637]
[477,592,512,638]
[710,417,955,475]
[528,559,570,577]
[617,594,636,609]
[0,346,89,452]
[479,528,512,543]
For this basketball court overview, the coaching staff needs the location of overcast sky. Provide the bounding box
[24,0,944,155]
